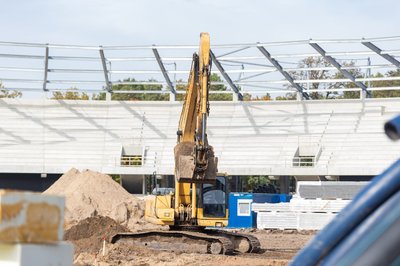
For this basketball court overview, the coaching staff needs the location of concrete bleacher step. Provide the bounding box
[0,99,399,175]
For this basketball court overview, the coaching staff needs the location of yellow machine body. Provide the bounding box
[144,33,228,228]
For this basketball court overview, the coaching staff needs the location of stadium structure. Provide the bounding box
[0,36,400,193]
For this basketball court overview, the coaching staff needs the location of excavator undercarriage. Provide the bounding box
[111,229,260,255]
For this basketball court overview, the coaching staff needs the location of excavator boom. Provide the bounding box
[174,32,217,183]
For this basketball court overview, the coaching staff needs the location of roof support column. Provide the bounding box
[210,50,243,101]
[99,46,112,95]
[152,47,176,101]
[42,45,49,92]
[362,41,400,68]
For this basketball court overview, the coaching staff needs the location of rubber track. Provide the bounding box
[205,229,261,253]
[111,230,234,255]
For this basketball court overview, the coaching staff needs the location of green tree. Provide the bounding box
[93,78,169,101]
[111,174,121,184]
[337,62,363,99]
[242,93,252,101]
[51,88,89,100]
[0,82,22,98]
[371,70,400,98]
[288,57,363,100]
[246,176,270,191]
[175,78,187,101]
[288,57,335,99]
[175,73,233,101]
[251,93,272,101]
[275,92,297,101]
[209,73,233,101]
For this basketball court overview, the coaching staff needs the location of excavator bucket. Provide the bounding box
[174,142,217,183]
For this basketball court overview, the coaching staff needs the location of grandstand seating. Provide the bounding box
[0,98,399,177]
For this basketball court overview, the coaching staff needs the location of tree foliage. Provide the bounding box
[371,70,400,98]
[176,73,233,101]
[288,57,363,100]
[45,65,400,102]
[0,82,22,98]
[242,93,252,101]
[246,176,270,191]
[51,88,89,100]
[46,73,258,102]
[93,78,169,101]
[289,56,334,99]
[248,93,272,101]
[209,73,233,101]
[336,62,363,99]
[286,56,400,99]
[275,92,297,101]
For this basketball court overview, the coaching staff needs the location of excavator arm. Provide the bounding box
[174,32,218,183]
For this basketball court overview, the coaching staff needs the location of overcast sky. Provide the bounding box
[1,0,399,46]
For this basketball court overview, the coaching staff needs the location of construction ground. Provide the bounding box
[44,168,314,266]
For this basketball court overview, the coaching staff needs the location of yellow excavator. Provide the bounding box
[112,33,260,255]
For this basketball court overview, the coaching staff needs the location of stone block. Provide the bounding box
[0,190,64,243]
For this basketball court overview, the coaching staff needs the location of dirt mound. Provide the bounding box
[65,216,128,241]
[65,216,129,254]
[44,168,146,230]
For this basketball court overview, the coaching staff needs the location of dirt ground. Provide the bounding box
[52,171,315,265]
[67,218,315,266]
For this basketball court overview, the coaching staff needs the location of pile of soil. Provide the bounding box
[43,168,146,230]
[65,215,129,254]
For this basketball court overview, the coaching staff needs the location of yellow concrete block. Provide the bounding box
[0,190,64,243]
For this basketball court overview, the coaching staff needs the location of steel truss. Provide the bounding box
[0,36,400,100]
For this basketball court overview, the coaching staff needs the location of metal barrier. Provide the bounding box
[113,151,158,168]
[120,155,143,167]
[292,156,316,167]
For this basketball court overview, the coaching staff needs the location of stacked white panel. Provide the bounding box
[256,212,336,230]
[254,181,367,230]
[253,198,351,213]
[296,181,368,199]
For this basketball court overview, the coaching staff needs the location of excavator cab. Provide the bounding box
[201,176,227,218]
[144,174,229,227]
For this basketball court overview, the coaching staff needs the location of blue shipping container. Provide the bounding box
[228,193,255,228]
[228,193,292,228]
